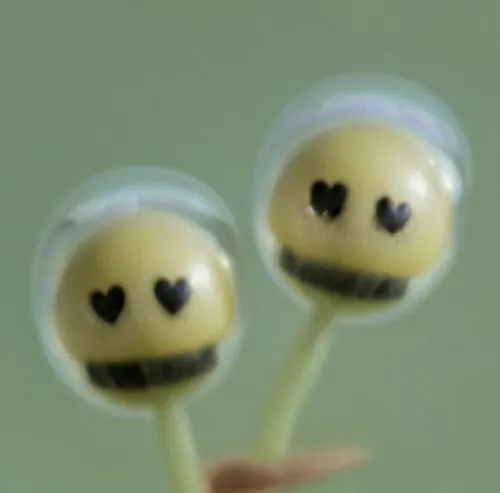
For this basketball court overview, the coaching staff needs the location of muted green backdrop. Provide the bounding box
[1,1,498,492]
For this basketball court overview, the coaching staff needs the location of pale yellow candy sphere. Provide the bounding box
[54,210,236,406]
[268,122,455,312]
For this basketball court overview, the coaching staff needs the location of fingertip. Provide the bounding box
[281,444,371,482]
[326,445,372,470]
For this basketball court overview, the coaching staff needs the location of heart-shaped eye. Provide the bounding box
[375,196,411,234]
[154,278,191,315]
[310,180,348,219]
[90,286,125,324]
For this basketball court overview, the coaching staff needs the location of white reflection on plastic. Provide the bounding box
[31,165,243,417]
[254,73,471,325]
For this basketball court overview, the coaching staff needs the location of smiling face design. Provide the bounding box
[268,122,454,310]
[54,210,236,405]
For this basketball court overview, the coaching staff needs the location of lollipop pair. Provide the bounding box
[31,74,470,493]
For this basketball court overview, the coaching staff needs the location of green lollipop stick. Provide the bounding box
[252,305,335,461]
[156,399,204,493]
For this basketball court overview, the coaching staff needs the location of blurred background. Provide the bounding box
[0,1,498,492]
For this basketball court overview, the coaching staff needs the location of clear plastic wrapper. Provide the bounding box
[32,165,243,416]
[253,73,470,325]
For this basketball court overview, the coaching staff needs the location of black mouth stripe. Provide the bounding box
[280,248,408,301]
[85,346,217,391]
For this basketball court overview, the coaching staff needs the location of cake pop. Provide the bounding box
[252,73,470,462]
[32,166,242,493]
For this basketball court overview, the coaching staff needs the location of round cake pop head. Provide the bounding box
[54,209,236,406]
[268,122,454,311]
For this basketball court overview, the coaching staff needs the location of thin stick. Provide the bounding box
[252,305,335,461]
[155,399,204,493]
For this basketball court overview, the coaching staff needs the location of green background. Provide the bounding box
[1,1,498,492]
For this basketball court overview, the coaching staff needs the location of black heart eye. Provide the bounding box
[90,286,125,324]
[154,278,191,315]
[375,196,411,234]
[310,180,348,220]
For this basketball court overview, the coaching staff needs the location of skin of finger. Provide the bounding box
[277,447,370,487]
[205,456,281,493]
[204,448,368,493]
